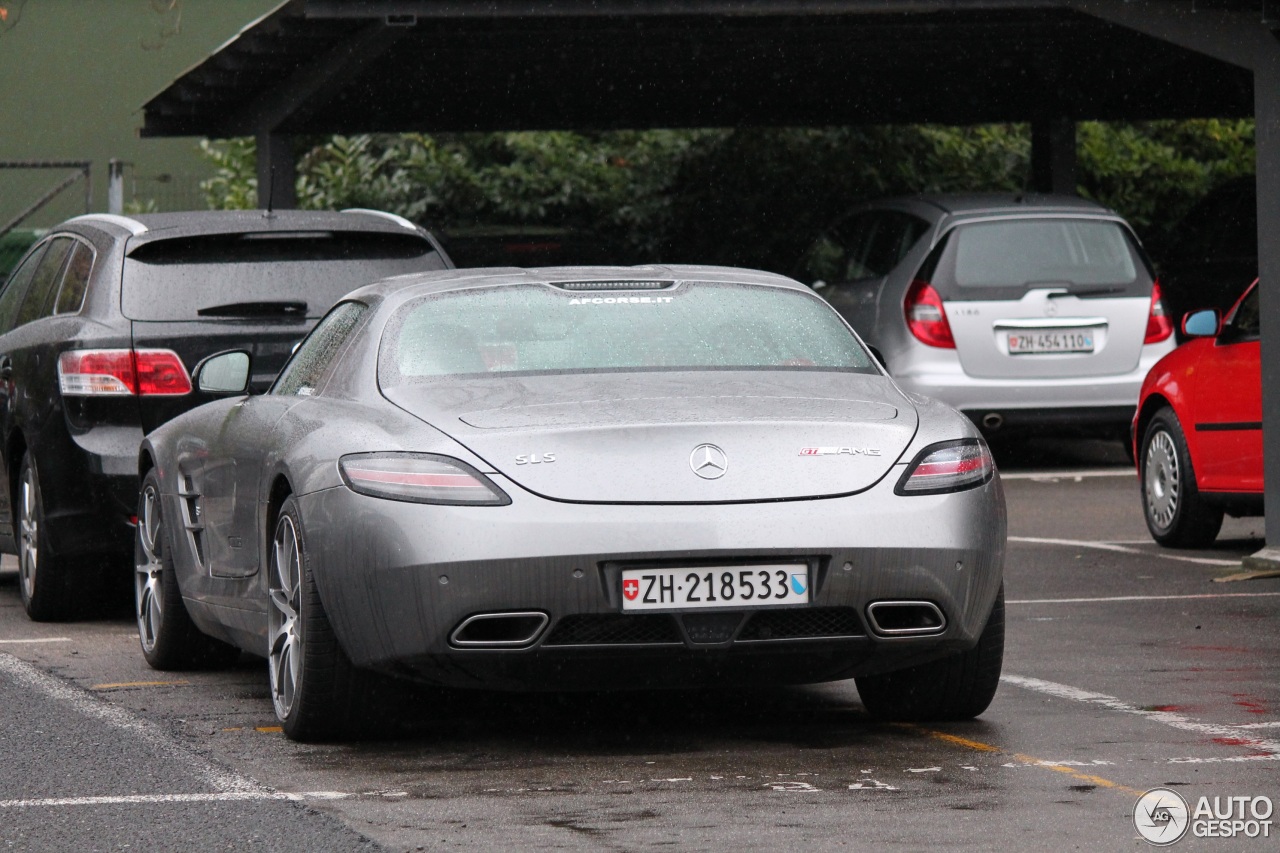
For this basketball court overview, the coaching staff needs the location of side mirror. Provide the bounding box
[867,345,888,370]
[195,351,251,394]
[1181,309,1220,338]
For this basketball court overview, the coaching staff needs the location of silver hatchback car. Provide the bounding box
[799,194,1176,438]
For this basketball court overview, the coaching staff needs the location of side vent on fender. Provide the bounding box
[177,473,205,568]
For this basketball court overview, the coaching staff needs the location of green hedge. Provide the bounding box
[198,121,1255,273]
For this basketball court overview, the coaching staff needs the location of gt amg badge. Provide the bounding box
[690,444,728,479]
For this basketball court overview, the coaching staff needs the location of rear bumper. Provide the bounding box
[959,405,1134,434]
[896,361,1167,435]
[892,346,1171,432]
[34,425,140,561]
[42,480,136,561]
[895,364,1150,411]
[295,469,1007,690]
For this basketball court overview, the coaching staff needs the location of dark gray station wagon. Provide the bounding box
[0,209,450,620]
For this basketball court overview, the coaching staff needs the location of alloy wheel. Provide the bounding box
[135,485,164,653]
[268,514,303,721]
[18,465,38,602]
[1144,428,1180,530]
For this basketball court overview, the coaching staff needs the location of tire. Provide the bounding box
[268,496,373,741]
[856,585,1005,722]
[16,452,76,621]
[1140,408,1223,548]
[135,471,240,670]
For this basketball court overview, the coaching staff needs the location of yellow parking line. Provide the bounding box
[91,680,189,690]
[923,731,1001,753]
[902,725,1145,797]
[1005,756,1144,796]
[220,725,282,734]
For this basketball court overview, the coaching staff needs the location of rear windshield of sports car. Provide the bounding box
[121,232,444,321]
[925,218,1152,301]
[379,282,876,383]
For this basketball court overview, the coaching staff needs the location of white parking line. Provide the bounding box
[1001,674,1280,757]
[0,791,409,808]
[1165,753,1280,765]
[0,638,71,645]
[0,653,263,795]
[1007,592,1280,605]
[1000,469,1134,481]
[1009,536,1241,566]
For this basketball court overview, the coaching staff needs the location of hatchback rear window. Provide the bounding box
[379,282,876,385]
[121,232,443,321]
[927,218,1151,300]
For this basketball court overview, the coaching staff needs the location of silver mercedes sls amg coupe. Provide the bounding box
[134,265,1007,740]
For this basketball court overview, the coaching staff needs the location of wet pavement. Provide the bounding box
[0,441,1276,851]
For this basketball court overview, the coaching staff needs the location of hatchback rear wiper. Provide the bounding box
[197,300,308,318]
[1046,287,1124,298]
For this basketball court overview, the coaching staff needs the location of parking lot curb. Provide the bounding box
[1222,546,1280,581]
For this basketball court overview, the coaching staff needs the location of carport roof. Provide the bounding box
[141,0,1257,138]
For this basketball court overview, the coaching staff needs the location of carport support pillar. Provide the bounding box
[1030,118,1077,195]
[1244,47,1280,574]
[256,129,297,211]
[107,159,125,215]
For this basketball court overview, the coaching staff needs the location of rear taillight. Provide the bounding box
[58,349,192,397]
[895,440,995,495]
[1144,279,1173,344]
[904,279,955,348]
[134,350,193,395]
[339,453,512,505]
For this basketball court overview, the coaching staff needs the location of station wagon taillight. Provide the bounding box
[1144,279,1173,344]
[58,349,192,396]
[904,279,956,348]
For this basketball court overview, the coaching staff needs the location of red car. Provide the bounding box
[1133,278,1262,547]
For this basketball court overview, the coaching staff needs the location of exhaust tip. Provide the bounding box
[865,601,947,636]
[450,611,549,648]
[981,412,1004,431]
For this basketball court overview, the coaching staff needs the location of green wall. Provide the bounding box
[0,0,279,225]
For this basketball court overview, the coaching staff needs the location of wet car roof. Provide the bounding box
[63,209,426,244]
[874,193,1120,224]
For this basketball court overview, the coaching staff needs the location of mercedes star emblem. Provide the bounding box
[690,444,728,480]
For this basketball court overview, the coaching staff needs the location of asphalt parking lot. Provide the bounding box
[0,439,1276,851]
